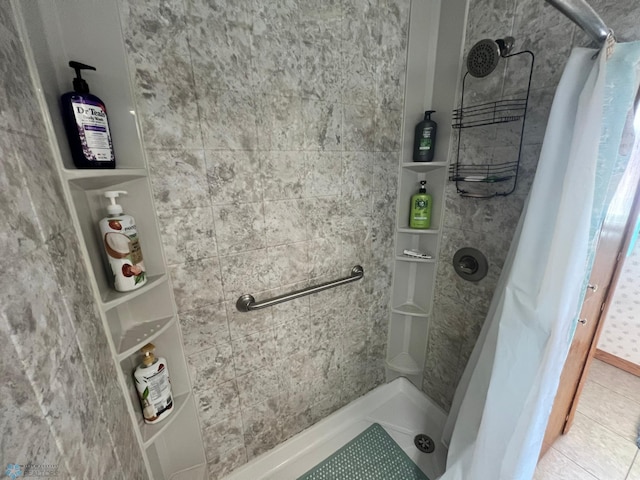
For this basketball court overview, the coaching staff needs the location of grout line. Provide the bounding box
[545,447,599,480]
[624,448,638,480]
[587,375,640,407]
[574,408,639,447]
[577,377,640,438]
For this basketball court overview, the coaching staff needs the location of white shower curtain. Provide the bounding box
[440,41,640,480]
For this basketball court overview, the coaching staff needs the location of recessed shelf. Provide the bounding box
[116,316,175,360]
[64,168,148,189]
[401,161,448,172]
[169,464,207,480]
[141,392,191,447]
[23,0,206,476]
[395,255,436,264]
[397,228,440,235]
[392,302,430,317]
[102,274,167,311]
[386,352,422,375]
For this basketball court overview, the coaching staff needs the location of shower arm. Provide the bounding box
[544,0,609,46]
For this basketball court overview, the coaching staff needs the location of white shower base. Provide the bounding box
[224,377,448,480]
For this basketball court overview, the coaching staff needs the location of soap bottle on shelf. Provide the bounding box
[409,181,432,229]
[99,191,147,292]
[412,110,437,162]
[60,61,116,169]
[134,343,174,425]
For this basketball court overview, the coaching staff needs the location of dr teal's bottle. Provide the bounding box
[412,110,437,162]
[409,181,432,229]
[61,61,116,169]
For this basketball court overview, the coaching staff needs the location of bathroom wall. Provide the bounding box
[424,0,640,410]
[117,0,409,476]
[0,2,147,479]
[598,237,640,366]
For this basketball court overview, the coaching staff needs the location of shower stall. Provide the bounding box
[4,0,634,479]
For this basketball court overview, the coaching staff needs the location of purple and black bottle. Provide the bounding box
[61,61,116,169]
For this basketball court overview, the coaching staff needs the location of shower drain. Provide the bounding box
[414,434,435,454]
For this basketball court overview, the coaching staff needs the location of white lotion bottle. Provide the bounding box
[99,191,147,292]
[134,343,174,424]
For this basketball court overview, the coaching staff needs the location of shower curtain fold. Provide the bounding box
[439,41,640,480]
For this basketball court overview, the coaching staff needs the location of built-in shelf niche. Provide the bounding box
[120,322,192,404]
[391,261,435,317]
[396,167,446,231]
[386,313,429,377]
[147,396,207,479]
[104,279,175,358]
[395,231,439,260]
[21,0,145,171]
[386,0,467,391]
[68,176,165,303]
[19,0,206,478]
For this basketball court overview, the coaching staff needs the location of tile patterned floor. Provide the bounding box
[535,359,640,480]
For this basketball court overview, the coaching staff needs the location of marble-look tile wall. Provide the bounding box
[423,0,640,411]
[118,0,409,476]
[0,2,147,479]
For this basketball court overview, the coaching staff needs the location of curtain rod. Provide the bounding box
[544,0,609,46]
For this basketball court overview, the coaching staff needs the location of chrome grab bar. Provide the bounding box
[236,265,364,312]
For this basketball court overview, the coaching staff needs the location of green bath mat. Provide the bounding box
[297,423,429,480]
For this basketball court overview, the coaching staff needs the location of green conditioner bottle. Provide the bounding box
[409,180,432,229]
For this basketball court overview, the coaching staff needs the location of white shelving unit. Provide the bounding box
[18,2,206,479]
[386,0,468,387]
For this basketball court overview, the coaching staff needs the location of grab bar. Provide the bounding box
[236,265,364,312]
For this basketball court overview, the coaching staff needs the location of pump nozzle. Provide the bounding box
[104,190,127,216]
[140,343,156,366]
[424,110,436,120]
[68,61,96,94]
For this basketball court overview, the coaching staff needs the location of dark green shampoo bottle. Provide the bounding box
[413,110,437,162]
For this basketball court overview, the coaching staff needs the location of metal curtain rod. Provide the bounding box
[236,265,364,312]
[544,0,609,46]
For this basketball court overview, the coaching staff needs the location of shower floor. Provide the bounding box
[224,377,448,480]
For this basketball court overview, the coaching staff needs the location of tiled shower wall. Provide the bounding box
[0,2,147,478]
[423,0,640,411]
[117,0,409,476]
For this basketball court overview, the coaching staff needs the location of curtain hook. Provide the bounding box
[605,29,616,60]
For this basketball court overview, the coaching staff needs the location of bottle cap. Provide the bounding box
[104,190,127,216]
[141,343,156,367]
[69,61,96,94]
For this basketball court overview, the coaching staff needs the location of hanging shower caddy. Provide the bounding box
[450,37,534,198]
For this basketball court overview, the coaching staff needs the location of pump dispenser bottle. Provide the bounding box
[409,181,432,229]
[134,343,174,424]
[412,110,437,162]
[99,191,147,292]
[61,61,116,169]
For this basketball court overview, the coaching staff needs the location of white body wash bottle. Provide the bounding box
[99,190,147,292]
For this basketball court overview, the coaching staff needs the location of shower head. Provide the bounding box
[466,37,515,78]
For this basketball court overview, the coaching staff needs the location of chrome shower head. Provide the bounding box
[466,37,515,78]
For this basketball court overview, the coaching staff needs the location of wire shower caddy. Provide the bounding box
[450,49,535,198]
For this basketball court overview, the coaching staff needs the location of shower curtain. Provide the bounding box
[440,41,640,480]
